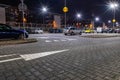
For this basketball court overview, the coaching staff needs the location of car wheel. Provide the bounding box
[79,32,82,35]
[70,32,74,35]
[64,33,67,35]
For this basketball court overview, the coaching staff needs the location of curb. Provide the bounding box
[0,38,37,46]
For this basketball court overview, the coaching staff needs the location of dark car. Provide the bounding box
[0,24,28,39]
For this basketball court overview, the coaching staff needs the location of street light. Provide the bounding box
[95,17,100,22]
[76,13,82,27]
[41,7,48,13]
[94,17,100,28]
[76,13,82,18]
[108,2,119,27]
[108,20,111,23]
[41,6,48,28]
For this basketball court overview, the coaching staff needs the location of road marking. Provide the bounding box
[0,57,22,63]
[0,54,17,58]
[45,40,52,43]
[53,40,59,42]
[20,49,69,61]
[67,39,77,41]
[61,40,67,41]
[37,37,49,39]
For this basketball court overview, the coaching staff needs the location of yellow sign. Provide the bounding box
[23,18,27,22]
[63,7,68,13]
[112,19,116,23]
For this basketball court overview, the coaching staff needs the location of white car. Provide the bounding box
[63,27,82,35]
[35,29,43,34]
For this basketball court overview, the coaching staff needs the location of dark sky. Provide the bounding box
[0,0,120,22]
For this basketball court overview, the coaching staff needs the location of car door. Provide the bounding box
[0,25,6,39]
[1,24,18,39]
[5,25,20,38]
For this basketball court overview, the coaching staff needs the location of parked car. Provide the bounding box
[49,28,63,33]
[84,29,94,33]
[96,27,102,33]
[63,27,82,35]
[114,28,120,33]
[0,24,28,39]
[35,29,43,34]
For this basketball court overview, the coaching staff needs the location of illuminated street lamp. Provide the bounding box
[41,6,48,27]
[76,13,82,18]
[76,13,82,27]
[108,2,119,27]
[95,17,100,22]
[41,7,48,13]
[108,20,111,23]
[94,17,100,28]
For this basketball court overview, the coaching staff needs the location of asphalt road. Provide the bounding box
[0,33,120,80]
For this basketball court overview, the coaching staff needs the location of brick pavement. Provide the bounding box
[0,34,120,80]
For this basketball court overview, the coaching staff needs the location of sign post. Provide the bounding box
[18,0,27,39]
[63,0,68,28]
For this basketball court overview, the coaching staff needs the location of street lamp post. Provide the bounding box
[109,2,119,28]
[76,13,82,27]
[41,6,48,28]
[63,0,68,28]
[19,0,27,39]
[94,17,100,28]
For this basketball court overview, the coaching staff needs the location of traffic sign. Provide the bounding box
[18,3,27,11]
[112,19,116,23]
[63,7,68,13]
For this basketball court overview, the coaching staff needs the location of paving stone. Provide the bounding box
[0,34,120,80]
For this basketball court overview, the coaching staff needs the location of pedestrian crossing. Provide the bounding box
[35,36,78,43]
[45,39,77,43]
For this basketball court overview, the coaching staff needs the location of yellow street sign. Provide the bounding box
[23,18,27,22]
[63,7,68,13]
[112,19,116,23]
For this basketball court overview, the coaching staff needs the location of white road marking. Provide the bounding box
[53,40,59,42]
[61,40,67,41]
[20,49,69,61]
[0,54,17,58]
[67,39,77,41]
[0,57,22,63]
[36,37,49,39]
[45,40,52,43]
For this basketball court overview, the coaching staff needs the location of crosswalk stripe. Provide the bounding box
[54,40,59,42]
[45,40,52,43]
[61,40,67,41]
[67,39,77,41]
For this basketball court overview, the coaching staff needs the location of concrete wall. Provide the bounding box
[0,7,6,24]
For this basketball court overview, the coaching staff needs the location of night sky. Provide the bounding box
[0,0,120,22]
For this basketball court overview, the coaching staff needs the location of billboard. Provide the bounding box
[0,7,6,24]
[53,15,61,29]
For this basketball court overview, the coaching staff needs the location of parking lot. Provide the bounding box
[0,33,120,80]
